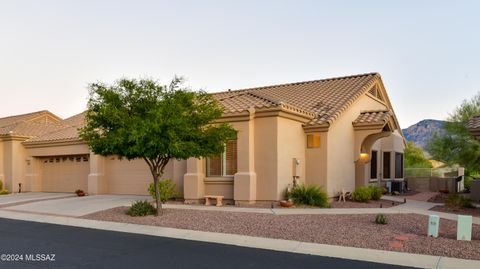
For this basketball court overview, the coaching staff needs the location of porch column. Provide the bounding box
[88,153,107,194]
[234,108,257,204]
[183,158,205,204]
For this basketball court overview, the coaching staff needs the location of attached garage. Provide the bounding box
[105,157,152,195]
[40,155,89,192]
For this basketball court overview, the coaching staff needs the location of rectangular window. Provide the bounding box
[383,152,391,179]
[307,134,321,148]
[395,152,404,178]
[370,151,377,179]
[206,140,237,177]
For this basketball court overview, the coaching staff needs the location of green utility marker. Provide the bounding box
[428,215,439,237]
[457,215,472,241]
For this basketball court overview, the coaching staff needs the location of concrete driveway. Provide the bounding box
[1,194,150,217]
[0,192,75,206]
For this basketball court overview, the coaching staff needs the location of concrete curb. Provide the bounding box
[0,210,479,269]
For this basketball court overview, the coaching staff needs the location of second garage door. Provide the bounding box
[41,155,89,192]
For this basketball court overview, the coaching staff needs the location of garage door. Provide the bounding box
[41,155,89,192]
[105,157,151,195]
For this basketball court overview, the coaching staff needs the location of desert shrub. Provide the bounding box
[127,200,155,216]
[289,184,329,207]
[0,189,10,195]
[352,186,371,202]
[148,179,179,202]
[375,214,388,225]
[368,185,383,200]
[445,193,475,209]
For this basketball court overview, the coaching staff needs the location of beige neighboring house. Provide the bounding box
[0,73,404,204]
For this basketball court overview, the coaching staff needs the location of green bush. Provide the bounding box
[127,200,155,216]
[445,193,475,209]
[375,214,388,225]
[148,179,179,202]
[0,189,10,195]
[0,180,3,190]
[289,184,329,207]
[368,185,382,200]
[352,186,371,202]
[464,176,473,190]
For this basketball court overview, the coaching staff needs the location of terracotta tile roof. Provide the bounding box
[0,110,63,137]
[213,72,381,126]
[468,115,480,130]
[23,73,387,143]
[0,110,57,128]
[24,112,86,143]
[353,110,391,127]
[0,121,65,137]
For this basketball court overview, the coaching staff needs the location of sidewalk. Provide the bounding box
[163,199,480,224]
[0,209,478,269]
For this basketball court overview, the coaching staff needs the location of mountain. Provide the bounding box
[402,119,446,149]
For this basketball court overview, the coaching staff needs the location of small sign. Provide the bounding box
[428,215,439,237]
[457,215,472,241]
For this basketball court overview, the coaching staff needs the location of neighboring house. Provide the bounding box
[0,73,404,204]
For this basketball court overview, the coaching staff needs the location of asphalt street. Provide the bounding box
[0,217,415,269]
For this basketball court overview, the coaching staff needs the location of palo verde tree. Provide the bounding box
[404,141,432,168]
[80,77,237,215]
[427,92,480,173]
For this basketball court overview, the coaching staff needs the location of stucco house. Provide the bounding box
[0,73,404,204]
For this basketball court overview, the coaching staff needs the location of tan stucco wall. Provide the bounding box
[26,143,90,156]
[276,117,306,200]
[205,179,234,200]
[305,132,328,191]
[1,139,28,192]
[326,95,389,196]
[253,116,278,201]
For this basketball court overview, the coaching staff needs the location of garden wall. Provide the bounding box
[406,177,456,193]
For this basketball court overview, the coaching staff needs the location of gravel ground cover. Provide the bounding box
[429,205,480,217]
[82,207,480,260]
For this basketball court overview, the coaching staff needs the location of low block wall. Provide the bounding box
[406,177,456,193]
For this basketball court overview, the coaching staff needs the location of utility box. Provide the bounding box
[457,215,472,241]
[428,215,439,237]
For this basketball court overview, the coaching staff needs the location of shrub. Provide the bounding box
[368,185,382,200]
[464,176,473,190]
[0,189,10,195]
[148,179,179,202]
[375,214,388,225]
[127,200,155,216]
[352,186,371,202]
[289,184,329,207]
[445,193,475,209]
[0,180,3,190]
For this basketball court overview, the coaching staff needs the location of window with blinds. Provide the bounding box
[206,140,237,177]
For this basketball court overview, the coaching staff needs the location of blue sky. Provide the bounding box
[0,0,478,128]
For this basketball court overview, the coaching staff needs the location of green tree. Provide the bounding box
[80,77,237,215]
[427,92,480,172]
[404,141,432,168]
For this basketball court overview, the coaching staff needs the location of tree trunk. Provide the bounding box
[143,157,169,216]
[153,175,162,216]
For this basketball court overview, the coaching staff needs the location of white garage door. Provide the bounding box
[41,155,89,193]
